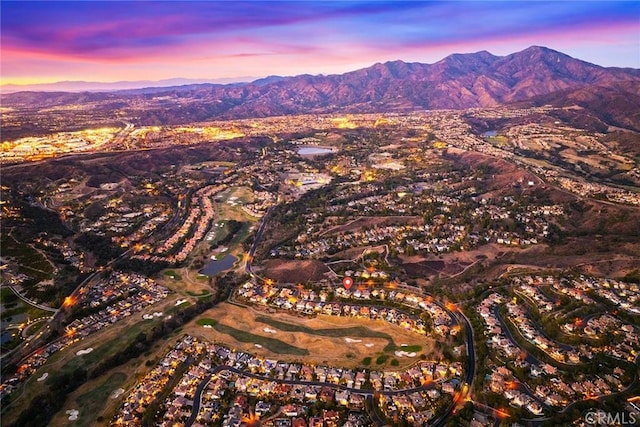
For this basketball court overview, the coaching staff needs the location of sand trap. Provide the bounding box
[364,343,375,348]
[142,312,164,319]
[401,344,408,347]
[110,388,125,399]
[37,373,49,382]
[394,351,417,358]
[202,325,212,329]
[255,344,263,348]
[66,409,79,421]
[175,299,188,306]
[263,328,277,334]
[345,338,362,343]
[76,348,93,356]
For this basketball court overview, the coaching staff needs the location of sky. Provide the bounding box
[1,1,639,85]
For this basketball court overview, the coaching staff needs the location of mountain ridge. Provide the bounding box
[3,46,639,131]
[0,77,257,94]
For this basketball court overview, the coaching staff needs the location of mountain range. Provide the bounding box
[3,46,640,131]
[0,77,256,93]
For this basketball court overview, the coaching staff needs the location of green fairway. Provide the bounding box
[394,344,423,352]
[46,320,160,379]
[197,318,309,356]
[186,290,211,297]
[255,315,399,351]
[73,372,128,427]
[163,270,182,280]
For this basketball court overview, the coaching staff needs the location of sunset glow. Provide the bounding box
[1,1,638,86]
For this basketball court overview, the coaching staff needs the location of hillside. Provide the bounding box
[3,46,639,136]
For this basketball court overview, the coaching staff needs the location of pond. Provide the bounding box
[481,130,498,137]
[297,146,335,156]
[1,330,16,345]
[200,254,238,277]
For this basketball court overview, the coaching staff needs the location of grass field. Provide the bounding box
[396,344,423,352]
[183,303,432,369]
[255,316,398,351]
[163,270,182,280]
[186,290,211,297]
[50,372,128,427]
[197,318,309,355]
[45,320,157,380]
[1,295,181,425]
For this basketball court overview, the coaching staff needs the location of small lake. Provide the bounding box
[200,254,238,277]
[482,130,498,137]
[297,146,335,156]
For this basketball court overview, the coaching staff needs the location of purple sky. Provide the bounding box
[1,1,638,85]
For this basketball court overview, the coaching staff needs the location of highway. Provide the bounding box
[244,206,272,276]
[4,285,56,312]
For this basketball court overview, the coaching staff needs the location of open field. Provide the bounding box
[399,243,530,286]
[260,259,333,283]
[320,215,423,237]
[183,302,433,369]
[49,372,128,427]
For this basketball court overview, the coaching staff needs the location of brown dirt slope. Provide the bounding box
[261,259,332,283]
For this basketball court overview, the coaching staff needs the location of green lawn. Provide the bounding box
[197,318,309,356]
[166,300,191,314]
[72,372,128,427]
[186,290,211,297]
[163,270,182,281]
[46,320,159,379]
[1,287,20,304]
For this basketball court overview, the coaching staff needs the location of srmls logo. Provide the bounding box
[585,411,638,425]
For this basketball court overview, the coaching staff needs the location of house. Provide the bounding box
[335,389,350,405]
[442,382,455,394]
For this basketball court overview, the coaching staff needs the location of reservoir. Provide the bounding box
[200,254,238,277]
